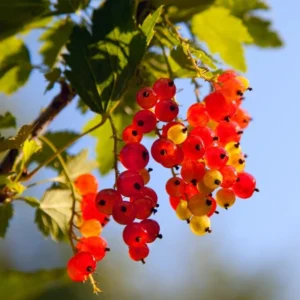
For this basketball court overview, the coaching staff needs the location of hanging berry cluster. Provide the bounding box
[66,70,258,285]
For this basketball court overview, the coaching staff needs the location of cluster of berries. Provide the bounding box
[67,174,110,282]
[66,71,258,283]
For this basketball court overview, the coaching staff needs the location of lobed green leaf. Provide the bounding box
[0,203,13,238]
[0,112,16,129]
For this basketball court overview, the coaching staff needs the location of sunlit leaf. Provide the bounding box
[191,7,253,71]
[39,18,73,69]
[0,37,31,95]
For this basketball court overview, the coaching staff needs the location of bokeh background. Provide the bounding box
[1,0,299,299]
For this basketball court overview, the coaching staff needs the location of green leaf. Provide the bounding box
[0,269,67,300]
[83,114,131,175]
[30,130,79,170]
[54,0,90,13]
[141,6,163,46]
[244,16,283,48]
[0,125,32,153]
[44,67,61,92]
[35,189,79,241]
[6,181,26,195]
[61,149,98,181]
[215,0,269,17]
[21,196,40,208]
[39,18,73,69]
[191,7,253,71]
[0,0,50,41]
[0,203,13,238]
[0,112,16,129]
[189,46,217,69]
[0,37,32,95]
[21,140,42,169]
[65,0,160,113]
[76,98,89,114]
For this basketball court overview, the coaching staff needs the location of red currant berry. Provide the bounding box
[133,110,157,134]
[215,70,237,85]
[131,195,154,219]
[169,196,180,210]
[122,124,143,144]
[165,177,186,198]
[161,145,184,168]
[155,100,179,122]
[129,244,149,263]
[190,126,216,148]
[76,236,108,261]
[232,172,257,199]
[232,107,252,129]
[218,77,245,101]
[140,186,158,207]
[181,159,206,184]
[136,87,158,109]
[187,103,209,127]
[215,121,242,146]
[117,170,144,197]
[153,78,176,100]
[205,146,229,170]
[67,252,96,281]
[204,92,232,122]
[123,222,148,247]
[219,165,237,188]
[151,138,178,164]
[181,183,199,200]
[182,135,205,160]
[96,188,122,215]
[119,143,149,171]
[81,193,110,226]
[112,201,137,225]
[140,219,162,243]
[74,173,98,196]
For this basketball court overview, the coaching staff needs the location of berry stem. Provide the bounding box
[39,136,78,253]
[88,274,102,294]
[22,100,121,182]
[163,15,211,81]
[108,115,120,186]
[192,78,201,103]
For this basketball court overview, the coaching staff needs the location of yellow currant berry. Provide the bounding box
[80,219,102,238]
[189,215,211,236]
[176,200,192,222]
[225,142,242,156]
[203,170,223,190]
[227,153,246,172]
[188,193,212,216]
[167,124,188,144]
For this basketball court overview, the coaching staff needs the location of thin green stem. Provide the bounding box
[39,136,77,253]
[108,115,119,186]
[158,39,174,79]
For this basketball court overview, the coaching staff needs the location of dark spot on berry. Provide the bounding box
[243,119,248,123]
[160,149,167,155]
[182,127,188,133]
[195,144,201,151]
[174,179,180,186]
[141,259,146,264]
[238,159,245,164]
[255,188,260,192]
[220,153,226,159]
[191,179,197,186]
[224,116,230,122]
[170,105,176,111]
[143,91,149,97]
[156,204,160,208]
[248,87,253,91]
[214,179,221,185]
[105,217,110,222]
[206,199,212,206]
[237,130,244,135]
[99,199,106,206]
[236,177,240,182]
[134,183,141,190]
[152,208,158,214]
[105,247,110,252]
[224,204,229,210]
[234,142,240,148]
[142,151,149,160]
[132,130,138,136]
[168,80,174,87]
[135,236,141,242]
[137,120,144,126]
[121,206,127,213]
[148,168,153,172]
[205,227,212,233]
[237,90,243,96]
[157,234,163,239]
[213,136,219,141]
[86,266,93,273]
[215,210,219,214]
[244,154,248,158]
[175,165,179,170]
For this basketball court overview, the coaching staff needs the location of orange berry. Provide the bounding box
[74,173,98,196]
[80,219,102,238]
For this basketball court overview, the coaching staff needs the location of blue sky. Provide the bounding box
[1,0,299,299]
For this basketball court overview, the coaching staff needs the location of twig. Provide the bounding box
[192,78,201,103]
[0,82,75,175]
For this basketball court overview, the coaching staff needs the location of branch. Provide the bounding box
[0,82,75,175]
